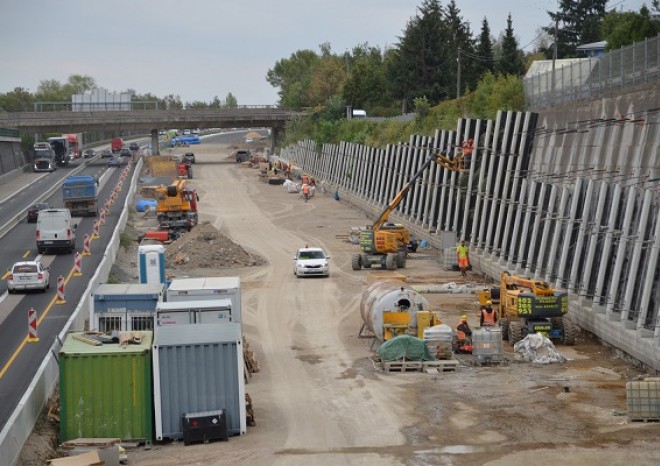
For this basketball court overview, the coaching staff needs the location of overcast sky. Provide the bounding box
[0,0,649,105]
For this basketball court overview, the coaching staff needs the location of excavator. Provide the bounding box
[352,149,465,270]
[480,271,576,345]
[155,179,199,234]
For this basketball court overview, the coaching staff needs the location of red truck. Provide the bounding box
[111,137,124,153]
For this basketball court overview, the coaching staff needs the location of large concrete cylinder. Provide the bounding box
[360,280,432,341]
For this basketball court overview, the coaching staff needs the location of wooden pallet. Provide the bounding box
[382,359,459,373]
[422,359,459,373]
[382,360,423,373]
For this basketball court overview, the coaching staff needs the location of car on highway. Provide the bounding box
[27,203,50,223]
[83,149,96,158]
[101,148,113,158]
[129,142,140,151]
[293,247,330,278]
[182,152,195,164]
[108,156,121,167]
[119,147,132,157]
[6,261,50,293]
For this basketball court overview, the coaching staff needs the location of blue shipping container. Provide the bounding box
[92,283,164,332]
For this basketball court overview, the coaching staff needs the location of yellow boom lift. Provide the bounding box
[352,150,465,270]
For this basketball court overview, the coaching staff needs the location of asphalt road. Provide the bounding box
[0,154,133,430]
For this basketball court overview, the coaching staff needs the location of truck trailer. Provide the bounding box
[47,137,70,166]
[62,175,98,217]
[63,133,84,159]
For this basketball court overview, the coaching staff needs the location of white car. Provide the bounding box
[293,247,330,278]
[7,261,50,293]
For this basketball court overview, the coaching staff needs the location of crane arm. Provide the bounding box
[371,151,464,230]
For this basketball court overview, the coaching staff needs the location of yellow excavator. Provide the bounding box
[352,150,465,270]
[481,271,575,345]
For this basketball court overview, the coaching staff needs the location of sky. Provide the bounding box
[0,0,650,105]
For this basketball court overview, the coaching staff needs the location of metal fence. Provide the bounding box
[524,34,660,109]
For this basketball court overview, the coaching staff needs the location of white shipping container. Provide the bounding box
[166,277,241,322]
[155,299,233,326]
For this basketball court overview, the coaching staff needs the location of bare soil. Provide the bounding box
[19,142,660,465]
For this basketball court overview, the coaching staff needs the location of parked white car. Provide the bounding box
[7,261,50,293]
[293,247,330,278]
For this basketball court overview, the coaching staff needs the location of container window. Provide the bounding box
[131,315,154,331]
[99,316,122,332]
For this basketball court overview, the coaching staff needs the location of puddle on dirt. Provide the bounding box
[415,444,494,455]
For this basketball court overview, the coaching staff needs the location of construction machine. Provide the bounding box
[155,179,199,233]
[351,150,465,271]
[484,271,575,345]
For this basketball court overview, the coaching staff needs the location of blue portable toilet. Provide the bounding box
[138,244,166,284]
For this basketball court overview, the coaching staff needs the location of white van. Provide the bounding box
[36,209,77,254]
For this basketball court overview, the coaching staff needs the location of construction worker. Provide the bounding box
[301,183,310,203]
[454,315,473,353]
[480,300,498,327]
[456,240,470,277]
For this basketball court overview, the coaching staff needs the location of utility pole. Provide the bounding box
[457,47,462,100]
[552,16,558,98]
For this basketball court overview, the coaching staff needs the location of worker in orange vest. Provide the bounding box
[480,300,498,327]
[462,138,474,169]
[454,315,473,353]
[302,183,311,203]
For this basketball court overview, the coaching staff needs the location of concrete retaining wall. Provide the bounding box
[283,91,660,372]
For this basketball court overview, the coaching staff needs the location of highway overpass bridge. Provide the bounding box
[0,106,305,152]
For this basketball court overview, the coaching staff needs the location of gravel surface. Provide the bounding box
[18,142,660,466]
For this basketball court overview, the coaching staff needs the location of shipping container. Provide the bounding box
[91,283,164,332]
[155,298,233,325]
[153,323,246,440]
[59,331,154,443]
[166,277,241,322]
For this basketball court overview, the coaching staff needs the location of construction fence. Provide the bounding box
[524,34,660,110]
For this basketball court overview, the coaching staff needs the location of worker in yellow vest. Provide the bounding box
[456,240,470,277]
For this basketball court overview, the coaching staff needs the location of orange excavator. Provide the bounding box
[155,179,199,234]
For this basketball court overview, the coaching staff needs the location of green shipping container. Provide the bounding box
[59,331,153,443]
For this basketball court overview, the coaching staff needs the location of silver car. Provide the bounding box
[7,261,50,293]
[293,247,330,278]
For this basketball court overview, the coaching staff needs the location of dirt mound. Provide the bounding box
[165,222,265,269]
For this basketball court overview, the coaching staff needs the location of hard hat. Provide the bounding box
[486,300,492,305]
[461,315,468,321]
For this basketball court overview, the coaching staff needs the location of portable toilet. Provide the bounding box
[138,244,166,284]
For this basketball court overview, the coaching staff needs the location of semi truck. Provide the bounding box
[63,133,83,159]
[33,142,57,172]
[111,137,124,153]
[62,175,98,217]
[47,137,70,166]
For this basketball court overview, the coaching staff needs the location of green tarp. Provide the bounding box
[377,335,434,362]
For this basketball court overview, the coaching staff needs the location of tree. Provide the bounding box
[497,14,524,77]
[225,92,238,108]
[0,87,34,112]
[342,44,391,112]
[601,6,660,50]
[474,18,495,80]
[308,54,346,105]
[545,0,608,58]
[387,0,453,107]
[267,49,320,108]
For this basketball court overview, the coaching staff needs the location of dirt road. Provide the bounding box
[126,144,659,465]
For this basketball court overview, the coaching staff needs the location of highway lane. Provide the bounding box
[0,157,133,429]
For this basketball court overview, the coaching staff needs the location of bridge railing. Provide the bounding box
[32,102,282,112]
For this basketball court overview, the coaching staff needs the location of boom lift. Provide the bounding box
[352,150,465,271]
[494,271,575,345]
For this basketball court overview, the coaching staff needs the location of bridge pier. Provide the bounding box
[150,129,160,155]
[271,127,280,155]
